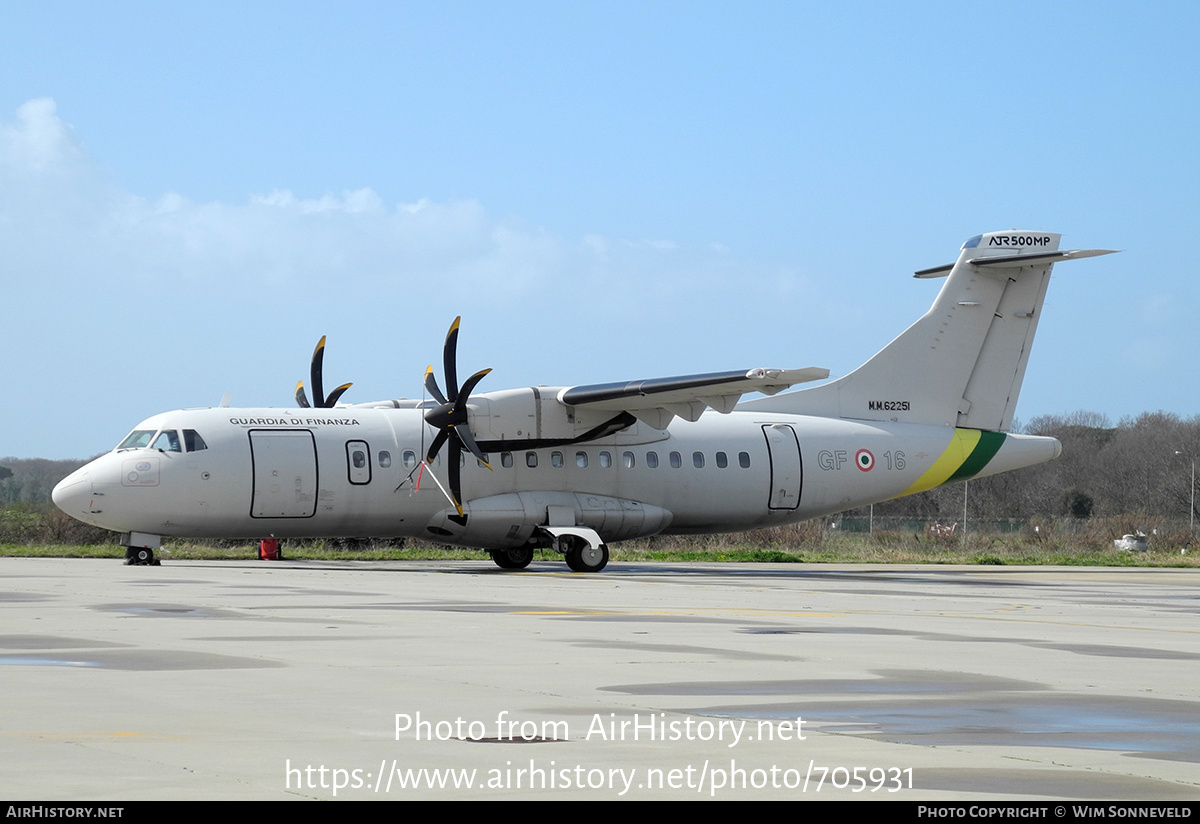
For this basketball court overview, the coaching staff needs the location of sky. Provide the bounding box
[1,1,1195,459]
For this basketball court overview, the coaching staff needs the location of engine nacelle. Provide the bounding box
[468,387,620,443]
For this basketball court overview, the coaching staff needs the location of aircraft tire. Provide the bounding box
[564,541,609,573]
[490,547,534,570]
[130,547,154,566]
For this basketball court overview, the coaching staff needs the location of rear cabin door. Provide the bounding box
[762,423,802,510]
[249,429,318,518]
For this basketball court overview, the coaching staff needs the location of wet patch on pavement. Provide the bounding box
[604,670,1200,762]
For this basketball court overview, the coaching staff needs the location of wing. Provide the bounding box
[557,366,829,429]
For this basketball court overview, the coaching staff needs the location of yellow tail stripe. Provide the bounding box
[898,429,982,496]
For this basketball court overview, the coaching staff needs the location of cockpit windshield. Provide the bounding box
[117,430,156,450]
[117,428,208,452]
[152,430,182,452]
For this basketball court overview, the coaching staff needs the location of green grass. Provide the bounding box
[2,529,1196,567]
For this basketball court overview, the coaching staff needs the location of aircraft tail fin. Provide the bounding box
[742,231,1116,431]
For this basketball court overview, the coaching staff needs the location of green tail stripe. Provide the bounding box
[947,430,1007,482]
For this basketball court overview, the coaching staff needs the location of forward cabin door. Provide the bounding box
[249,429,318,518]
[762,423,802,510]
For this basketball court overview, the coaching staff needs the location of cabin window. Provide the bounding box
[646,451,659,468]
[716,451,728,468]
[378,451,392,468]
[502,452,514,468]
[152,430,181,452]
[551,451,564,468]
[622,451,635,469]
[403,450,417,468]
[460,452,466,467]
[576,452,588,468]
[739,451,751,468]
[669,451,682,468]
[183,430,207,452]
[599,451,612,468]
[526,452,538,468]
[118,430,156,450]
[693,451,705,468]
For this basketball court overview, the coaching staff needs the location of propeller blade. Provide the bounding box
[425,429,450,464]
[455,424,491,469]
[325,382,353,407]
[456,368,492,405]
[310,335,327,408]
[446,439,464,517]
[295,381,311,408]
[424,365,448,405]
[443,316,461,402]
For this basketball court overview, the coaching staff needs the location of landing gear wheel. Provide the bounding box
[125,547,156,566]
[564,540,609,573]
[490,547,534,570]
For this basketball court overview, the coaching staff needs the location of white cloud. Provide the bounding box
[0,100,578,297]
[582,234,609,258]
[251,188,385,214]
[626,238,678,252]
[1,100,807,315]
[0,98,84,172]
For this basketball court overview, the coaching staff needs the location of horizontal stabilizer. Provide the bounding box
[916,248,1117,278]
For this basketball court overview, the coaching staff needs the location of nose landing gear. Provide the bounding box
[121,532,162,566]
[124,546,160,566]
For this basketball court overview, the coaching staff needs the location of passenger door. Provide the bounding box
[249,430,318,518]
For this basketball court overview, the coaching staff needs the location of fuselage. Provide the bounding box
[52,404,1060,548]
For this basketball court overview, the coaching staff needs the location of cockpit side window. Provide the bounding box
[152,430,182,452]
[118,430,156,450]
[184,430,208,452]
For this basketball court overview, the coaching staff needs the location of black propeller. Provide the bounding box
[423,317,492,516]
[295,335,353,408]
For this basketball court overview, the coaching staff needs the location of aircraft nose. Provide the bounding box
[52,466,93,518]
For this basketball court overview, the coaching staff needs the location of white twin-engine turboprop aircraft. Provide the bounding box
[54,231,1114,571]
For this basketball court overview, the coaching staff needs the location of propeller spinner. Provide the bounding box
[423,317,492,516]
[295,335,353,408]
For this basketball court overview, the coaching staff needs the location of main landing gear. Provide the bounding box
[487,526,610,573]
[562,536,609,573]
[487,535,610,573]
[489,547,534,570]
